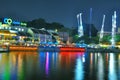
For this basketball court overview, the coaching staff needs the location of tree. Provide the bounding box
[27,18,46,29]
[27,18,66,30]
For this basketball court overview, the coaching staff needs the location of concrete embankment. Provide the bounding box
[86,48,120,53]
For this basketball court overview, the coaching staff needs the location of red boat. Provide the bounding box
[59,47,85,52]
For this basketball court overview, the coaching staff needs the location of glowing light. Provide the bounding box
[20,22,27,26]
[97,53,104,80]
[60,47,85,52]
[119,54,120,79]
[74,57,84,80]
[4,18,12,25]
[3,18,27,26]
[111,11,117,47]
[21,29,24,31]
[13,21,20,25]
[99,15,105,42]
[90,53,93,64]
[45,52,49,75]
[77,13,84,37]
[109,53,117,80]
[82,55,85,62]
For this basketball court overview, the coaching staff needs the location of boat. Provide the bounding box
[0,45,9,52]
[9,45,38,51]
[59,47,85,52]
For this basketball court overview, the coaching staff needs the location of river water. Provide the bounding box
[0,51,120,80]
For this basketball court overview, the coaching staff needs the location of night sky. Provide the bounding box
[0,0,120,31]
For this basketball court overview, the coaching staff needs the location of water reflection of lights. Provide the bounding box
[90,53,93,65]
[0,54,2,60]
[97,53,104,80]
[109,53,117,80]
[90,53,93,77]
[119,54,120,79]
[106,53,109,64]
[95,53,98,68]
[45,52,49,75]
[52,52,58,69]
[74,57,84,80]
[82,54,85,62]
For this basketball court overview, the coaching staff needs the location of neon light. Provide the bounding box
[21,22,27,26]
[4,18,12,25]
[60,47,85,52]
[13,21,20,25]
[3,18,27,26]
[4,18,8,23]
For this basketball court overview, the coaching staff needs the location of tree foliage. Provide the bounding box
[27,18,65,30]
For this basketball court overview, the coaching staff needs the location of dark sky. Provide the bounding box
[0,0,120,31]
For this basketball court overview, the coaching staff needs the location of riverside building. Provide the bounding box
[0,18,58,46]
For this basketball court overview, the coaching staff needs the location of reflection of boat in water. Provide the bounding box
[0,45,9,52]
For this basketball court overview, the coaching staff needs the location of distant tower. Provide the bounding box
[99,15,105,42]
[77,13,84,37]
[111,11,117,47]
[89,8,92,38]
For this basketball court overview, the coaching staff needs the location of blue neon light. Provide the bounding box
[3,18,26,26]
[13,21,20,25]
[4,18,8,24]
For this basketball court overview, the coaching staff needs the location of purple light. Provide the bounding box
[45,52,49,75]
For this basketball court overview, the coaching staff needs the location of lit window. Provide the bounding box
[5,27,7,29]
[15,28,17,30]
[19,28,21,31]
[22,29,24,31]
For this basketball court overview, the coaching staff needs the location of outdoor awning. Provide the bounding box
[17,32,32,37]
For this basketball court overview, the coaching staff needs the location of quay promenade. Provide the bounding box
[1,45,120,53]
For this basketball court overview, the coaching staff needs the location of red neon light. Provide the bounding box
[60,47,85,52]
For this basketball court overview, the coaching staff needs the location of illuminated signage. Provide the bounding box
[3,18,27,26]
[21,22,27,26]
[4,18,12,25]
[13,21,20,25]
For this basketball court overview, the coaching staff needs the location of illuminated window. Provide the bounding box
[5,27,8,29]
[19,28,21,31]
[22,29,24,31]
[15,28,18,30]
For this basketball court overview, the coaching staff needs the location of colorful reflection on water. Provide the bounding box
[0,51,120,80]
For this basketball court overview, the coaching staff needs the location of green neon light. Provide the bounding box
[7,18,12,25]
[20,22,27,26]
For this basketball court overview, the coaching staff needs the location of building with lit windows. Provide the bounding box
[0,18,59,46]
[30,28,53,45]
[0,18,30,45]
